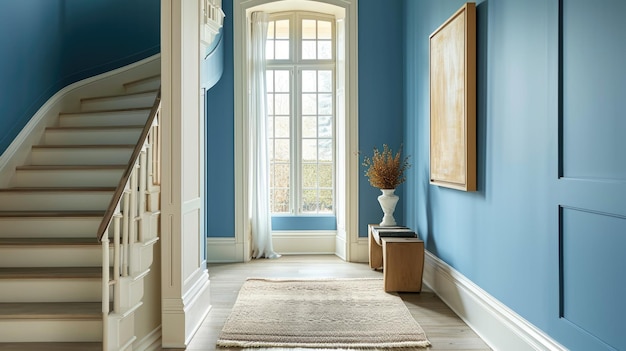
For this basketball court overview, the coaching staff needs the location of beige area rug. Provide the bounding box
[216,278,431,349]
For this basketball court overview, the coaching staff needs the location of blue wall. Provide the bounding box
[0,0,160,154]
[403,0,625,350]
[205,0,406,238]
[206,0,235,238]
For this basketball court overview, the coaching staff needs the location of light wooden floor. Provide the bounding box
[164,255,492,351]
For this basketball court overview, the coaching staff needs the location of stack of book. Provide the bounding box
[371,226,418,245]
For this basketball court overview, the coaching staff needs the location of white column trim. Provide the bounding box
[160,0,211,347]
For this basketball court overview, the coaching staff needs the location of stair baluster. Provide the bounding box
[99,90,161,351]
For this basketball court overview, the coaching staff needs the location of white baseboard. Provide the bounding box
[423,251,567,351]
[133,326,162,351]
[207,237,245,263]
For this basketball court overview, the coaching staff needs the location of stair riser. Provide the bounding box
[12,169,124,188]
[124,77,160,93]
[0,246,112,267]
[81,93,156,112]
[0,218,100,238]
[43,129,142,145]
[0,320,102,342]
[0,192,112,211]
[59,110,150,127]
[30,148,132,165]
[0,279,106,303]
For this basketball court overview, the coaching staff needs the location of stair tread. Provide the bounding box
[0,302,101,319]
[32,144,134,149]
[0,237,98,246]
[0,187,115,192]
[15,165,126,170]
[0,210,105,218]
[60,107,151,116]
[46,125,144,131]
[81,89,158,102]
[0,267,102,279]
[0,342,102,351]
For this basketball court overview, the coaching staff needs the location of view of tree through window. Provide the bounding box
[266,13,335,215]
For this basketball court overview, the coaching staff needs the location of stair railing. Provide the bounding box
[98,88,161,350]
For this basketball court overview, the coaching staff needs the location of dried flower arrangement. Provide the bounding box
[362,144,411,189]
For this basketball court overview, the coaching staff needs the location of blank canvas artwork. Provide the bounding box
[429,2,477,191]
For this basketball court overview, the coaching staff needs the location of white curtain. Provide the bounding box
[249,12,280,259]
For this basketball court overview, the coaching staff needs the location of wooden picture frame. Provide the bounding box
[429,2,477,191]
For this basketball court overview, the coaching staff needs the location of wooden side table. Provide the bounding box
[368,224,425,293]
[382,237,424,292]
[368,224,383,270]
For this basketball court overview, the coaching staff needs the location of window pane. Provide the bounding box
[319,139,332,161]
[302,40,316,60]
[275,71,290,92]
[318,71,332,92]
[319,163,333,187]
[302,116,316,138]
[266,94,274,114]
[266,71,274,92]
[318,93,333,115]
[266,40,275,60]
[275,139,290,161]
[318,116,332,138]
[302,70,316,92]
[319,189,333,213]
[318,41,332,59]
[274,163,290,187]
[275,20,289,39]
[318,20,332,39]
[275,117,289,138]
[302,93,317,115]
[302,19,316,39]
[274,93,290,115]
[267,117,274,138]
[302,139,317,162]
[272,189,290,213]
[301,189,318,212]
[275,40,290,59]
[302,163,317,187]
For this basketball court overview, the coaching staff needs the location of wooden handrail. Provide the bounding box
[97,88,161,242]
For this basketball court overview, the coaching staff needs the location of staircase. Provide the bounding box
[0,73,161,350]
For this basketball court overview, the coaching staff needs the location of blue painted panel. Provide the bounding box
[358,0,405,237]
[271,216,336,231]
[562,0,626,180]
[206,0,235,238]
[561,207,626,350]
[0,1,63,153]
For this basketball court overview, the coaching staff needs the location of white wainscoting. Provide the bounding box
[423,251,567,351]
[207,232,356,262]
[271,231,337,255]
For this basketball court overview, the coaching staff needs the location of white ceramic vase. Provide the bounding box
[377,188,399,226]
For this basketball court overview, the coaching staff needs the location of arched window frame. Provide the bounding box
[234,0,359,261]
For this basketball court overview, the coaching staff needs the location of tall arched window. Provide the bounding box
[266,12,336,215]
[234,0,358,260]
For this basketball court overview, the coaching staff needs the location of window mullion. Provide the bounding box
[293,67,302,214]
